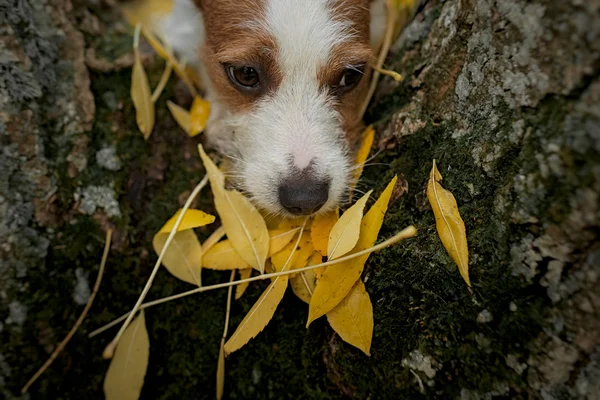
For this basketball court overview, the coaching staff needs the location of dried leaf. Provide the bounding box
[199,145,269,273]
[308,176,397,325]
[167,101,191,134]
[388,0,419,38]
[235,269,252,300]
[104,311,149,400]
[224,275,289,354]
[290,251,322,303]
[204,228,296,270]
[216,338,225,400]
[152,209,215,285]
[311,211,338,256]
[326,280,373,355]
[268,228,299,256]
[278,216,311,231]
[271,233,313,273]
[328,191,372,260]
[131,50,155,139]
[189,96,211,137]
[121,0,174,30]
[203,240,250,271]
[353,125,375,184]
[426,160,470,286]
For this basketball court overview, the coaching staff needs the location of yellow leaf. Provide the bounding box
[271,233,313,273]
[158,208,215,233]
[353,125,375,184]
[216,338,225,400]
[308,176,397,325]
[278,216,312,231]
[311,210,339,256]
[104,311,149,400]
[152,230,203,285]
[203,228,295,270]
[328,191,372,260]
[203,240,250,271]
[326,280,373,355]
[224,275,289,354]
[290,251,322,303]
[268,228,299,256]
[152,209,215,285]
[189,96,211,137]
[131,51,155,139]
[167,101,191,134]
[235,268,252,300]
[426,160,470,286]
[199,145,269,273]
[121,0,174,30]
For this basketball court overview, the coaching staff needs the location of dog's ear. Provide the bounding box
[370,0,387,51]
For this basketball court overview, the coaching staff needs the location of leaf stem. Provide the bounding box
[89,226,416,337]
[102,176,208,359]
[359,5,397,118]
[22,229,113,393]
[151,62,173,103]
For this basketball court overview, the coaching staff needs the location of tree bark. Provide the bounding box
[0,0,598,399]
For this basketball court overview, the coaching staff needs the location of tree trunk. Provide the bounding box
[1,0,598,399]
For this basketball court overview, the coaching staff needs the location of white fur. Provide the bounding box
[157,0,205,67]
[157,0,378,216]
[215,0,357,216]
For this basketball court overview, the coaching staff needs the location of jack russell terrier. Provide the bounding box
[150,0,386,216]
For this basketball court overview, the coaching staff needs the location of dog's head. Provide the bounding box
[197,0,378,217]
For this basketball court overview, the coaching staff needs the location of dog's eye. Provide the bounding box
[332,66,364,94]
[227,65,260,89]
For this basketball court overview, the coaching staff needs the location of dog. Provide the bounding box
[153,0,386,217]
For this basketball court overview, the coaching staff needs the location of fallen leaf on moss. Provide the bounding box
[131,26,155,139]
[203,240,250,271]
[152,208,215,285]
[426,160,470,286]
[204,228,297,270]
[290,251,322,303]
[268,228,299,256]
[308,176,397,325]
[199,145,269,273]
[104,311,149,400]
[121,0,174,29]
[328,191,372,260]
[189,96,211,137]
[311,211,338,256]
[167,100,191,134]
[326,280,373,355]
[353,125,376,185]
[271,233,313,273]
[224,275,289,354]
[235,269,252,300]
[216,338,225,400]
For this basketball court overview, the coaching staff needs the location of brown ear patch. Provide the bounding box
[198,0,281,112]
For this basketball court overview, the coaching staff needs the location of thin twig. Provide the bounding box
[22,229,113,394]
[103,176,208,359]
[89,226,417,336]
[359,6,397,118]
[223,271,235,339]
[217,270,235,400]
[151,62,173,103]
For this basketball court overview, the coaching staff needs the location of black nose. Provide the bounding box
[278,175,329,215]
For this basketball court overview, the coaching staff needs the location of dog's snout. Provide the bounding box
[278,174,329,216]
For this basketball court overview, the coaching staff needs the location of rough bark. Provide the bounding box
[0,0,598,399]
